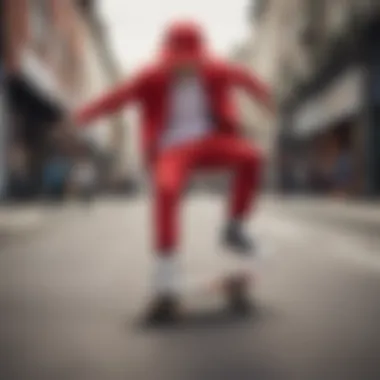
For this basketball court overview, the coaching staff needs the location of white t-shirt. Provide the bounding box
[160,75,212,150]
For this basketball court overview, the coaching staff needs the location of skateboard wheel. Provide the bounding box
[224,275,252,315]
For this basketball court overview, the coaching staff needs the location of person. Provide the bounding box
[8,143,30,200]
[332,149,353,197]
[72,20,274,321]
[70,157,97,204]
[42,155,70,200]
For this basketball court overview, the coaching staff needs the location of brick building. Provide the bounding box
[1,0,118,199]
[4,0,86,107]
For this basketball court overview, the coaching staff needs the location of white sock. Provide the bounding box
[152,255,181,296]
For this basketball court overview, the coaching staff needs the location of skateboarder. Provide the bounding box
[72,20,275,321]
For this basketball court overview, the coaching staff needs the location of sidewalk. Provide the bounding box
[278,195,380,221]
[267,195,380,239]
[0,201,69,247]
[0,203,48,238]
[0,199,96,243]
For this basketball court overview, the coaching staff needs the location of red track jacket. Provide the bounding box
[74,21,273,165]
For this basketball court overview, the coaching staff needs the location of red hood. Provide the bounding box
[160,20,210,67]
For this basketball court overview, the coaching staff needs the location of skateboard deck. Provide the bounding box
[181,251,262,315]
[143,246,270,325]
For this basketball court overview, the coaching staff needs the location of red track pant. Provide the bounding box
[153,134,263,253]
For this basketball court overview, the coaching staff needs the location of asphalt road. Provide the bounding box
[0,195,380,380]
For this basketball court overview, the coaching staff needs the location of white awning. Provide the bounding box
[293,67,364,136]
[19,49,72,109]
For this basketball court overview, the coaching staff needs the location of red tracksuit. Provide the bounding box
[74,21,273,253]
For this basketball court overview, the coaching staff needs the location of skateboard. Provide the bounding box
[145,252,262,325]
[184,252,260,315]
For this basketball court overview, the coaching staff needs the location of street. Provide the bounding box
[0,195,380,380]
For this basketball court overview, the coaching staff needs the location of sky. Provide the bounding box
[99,0,250,72]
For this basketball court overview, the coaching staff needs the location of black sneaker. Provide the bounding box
[145,295,182,325]
[222,222,256,255]
[223,274,252,315]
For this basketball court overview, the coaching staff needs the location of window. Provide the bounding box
[76,0,94,14]
[29,0,52,53]
[54,33,80,90]
[327,0,348,35]
[298,0,327,47]
[249,0,269,22]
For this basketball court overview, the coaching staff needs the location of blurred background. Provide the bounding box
[1,0,379,202]
[1,1,380,379]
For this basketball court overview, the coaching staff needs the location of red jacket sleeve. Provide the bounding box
[226,64,274,112]
[73,72,146,126]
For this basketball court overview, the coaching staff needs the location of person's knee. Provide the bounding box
[156,176,180,201]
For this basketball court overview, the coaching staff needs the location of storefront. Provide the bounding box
[366,19,380,197]
[0,0,8,199]
[278,15,380,198]
[289,67,365,196]
[6,50,67,199]
[0,65,7,199]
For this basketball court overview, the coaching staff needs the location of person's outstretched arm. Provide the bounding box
[73,72,146,126]
[226,64,275,114]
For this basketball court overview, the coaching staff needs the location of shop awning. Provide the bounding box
[7,75,64,124]
[19,49,72,110]
[7,49,71,124]
[293,67,364,138]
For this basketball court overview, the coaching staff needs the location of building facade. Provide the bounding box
[2,0,119,199]
[233,0,295,187]
[0,0,7,198]
[77,2,131,185]
[277,0,380,198]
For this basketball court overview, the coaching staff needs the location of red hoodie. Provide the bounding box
[74,21,273,165]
